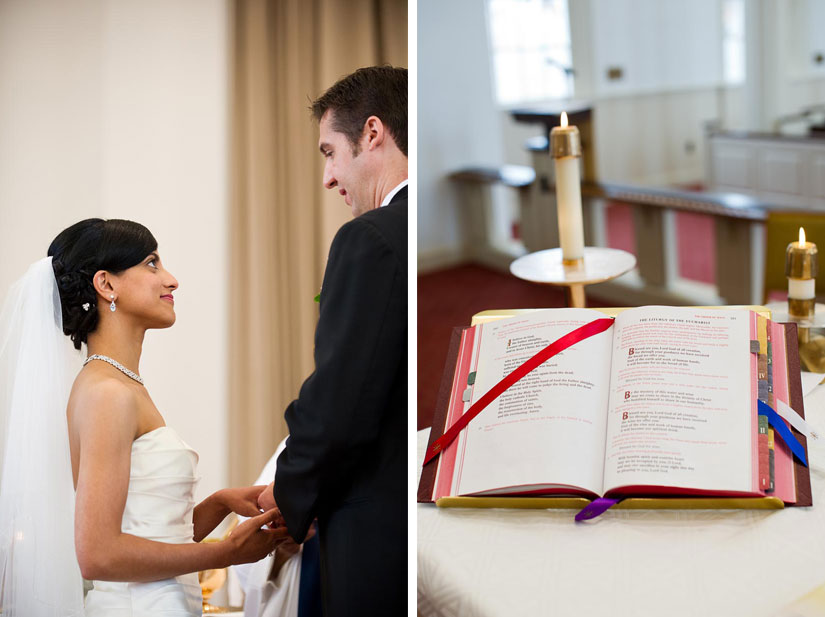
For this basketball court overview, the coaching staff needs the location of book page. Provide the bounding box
[603,307,754,495]
[451,308,614,497]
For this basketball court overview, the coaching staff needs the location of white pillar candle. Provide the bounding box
[788,278,815,299]
[550,112,584,263]
[554,156,584,261]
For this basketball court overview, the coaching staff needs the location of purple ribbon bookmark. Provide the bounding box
[575,497,620,522]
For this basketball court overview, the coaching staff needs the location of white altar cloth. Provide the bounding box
[417,383,825,617]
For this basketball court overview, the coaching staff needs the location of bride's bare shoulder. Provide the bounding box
[68,366,140,437]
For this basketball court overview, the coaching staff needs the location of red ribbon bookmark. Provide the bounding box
[424,317,615,465]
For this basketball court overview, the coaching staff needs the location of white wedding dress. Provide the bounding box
[83,426,203,616]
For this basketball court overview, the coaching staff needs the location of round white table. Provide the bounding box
[418,381,825,617]
[510,247,636,307]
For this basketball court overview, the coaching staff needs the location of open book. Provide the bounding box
[418,306,811,508]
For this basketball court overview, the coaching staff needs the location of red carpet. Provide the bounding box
[416,265,610,429]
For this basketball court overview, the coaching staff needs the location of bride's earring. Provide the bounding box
[109,294,116,312]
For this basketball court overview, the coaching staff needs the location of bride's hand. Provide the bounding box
[193,486,282,542]
[224,508,289,565]
[215,485,268,518]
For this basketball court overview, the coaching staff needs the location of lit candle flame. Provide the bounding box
[560,111,568,128]
[800,227,806,246]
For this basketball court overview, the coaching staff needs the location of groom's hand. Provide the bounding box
[257,481,277,512]
[217,485,269,518]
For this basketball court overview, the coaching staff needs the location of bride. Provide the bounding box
[0,218,287,616]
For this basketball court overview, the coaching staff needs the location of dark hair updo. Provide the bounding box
[48,219,157,350]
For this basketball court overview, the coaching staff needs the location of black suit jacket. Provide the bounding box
[274,187,407,615]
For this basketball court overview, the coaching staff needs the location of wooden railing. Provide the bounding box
[449,166,775,307]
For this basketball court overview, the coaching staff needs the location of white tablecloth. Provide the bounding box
[417,384,825,617]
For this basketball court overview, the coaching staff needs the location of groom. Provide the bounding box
[259,66,407,615]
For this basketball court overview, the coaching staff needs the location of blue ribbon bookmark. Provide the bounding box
[575,497,620,522]
[758,400,807,467]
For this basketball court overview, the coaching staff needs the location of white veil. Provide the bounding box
[0,257,85,615]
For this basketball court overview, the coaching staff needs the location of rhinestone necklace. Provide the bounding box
[83,354,145,386]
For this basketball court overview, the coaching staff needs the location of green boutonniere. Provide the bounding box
[314,289,321,303]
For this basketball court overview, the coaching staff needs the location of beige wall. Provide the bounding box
[0,0,230,502]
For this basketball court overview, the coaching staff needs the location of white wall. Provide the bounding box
[760,0,825,130]
[498,87,728,186]
[590,0,723,97]
[0,0,229,503]
[418,0,505,264]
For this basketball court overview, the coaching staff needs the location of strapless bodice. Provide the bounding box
[84,426,203,616]
[122,426,199,542]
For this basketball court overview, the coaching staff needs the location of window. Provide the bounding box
[722,0,746,85]
[486,0,573,106]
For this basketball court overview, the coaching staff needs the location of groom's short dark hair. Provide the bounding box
[311,65,407,157]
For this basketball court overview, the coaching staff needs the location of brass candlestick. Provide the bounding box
[549,121,582,158]
[786,227,817,326]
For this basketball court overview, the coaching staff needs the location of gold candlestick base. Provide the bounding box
[766,301,825,372]
[800,334,825,371]
[788,297,815,319]
[509,247,636,308]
